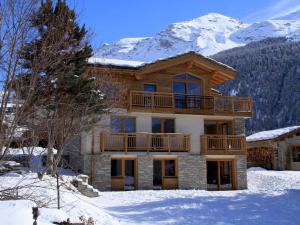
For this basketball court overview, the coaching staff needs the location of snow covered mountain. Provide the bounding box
[96,11,300,61]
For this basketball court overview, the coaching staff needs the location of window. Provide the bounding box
[165,160,176,176]
[153,158,178,188]
[144,84,157,92]
[152,118,175,133]
[111,117,136,133]
[172,74,202,109]
[111,159,122,176]
[204,120,233,135]
[103,82,120,100]
[172,74,202,95]
[293,146,300,162]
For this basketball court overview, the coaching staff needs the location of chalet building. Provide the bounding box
[67,51,253,191]
[247,126,300,170]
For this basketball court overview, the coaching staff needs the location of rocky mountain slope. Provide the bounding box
[213,37,300,134]
[96,10,300,61]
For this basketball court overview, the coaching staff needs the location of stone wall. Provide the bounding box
[74,153,247,191]
[178,155,207,189]
[82,154,111,191]
[236,155,247,189]
[234,117,246,135]
[137,155,153,190]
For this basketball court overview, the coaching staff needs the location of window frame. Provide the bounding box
[204,119,234,135]
[152,117,175,133]
[153,158,178,178]
[111,116,136,133]
[172,74,203,96]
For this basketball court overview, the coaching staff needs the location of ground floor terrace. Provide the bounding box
[78,153,247,191]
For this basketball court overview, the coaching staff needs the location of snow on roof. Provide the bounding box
[247,126,300,142]
[88,51,236,72]
[88,57,145,68]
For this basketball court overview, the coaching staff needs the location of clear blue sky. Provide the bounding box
[67,0,300,48]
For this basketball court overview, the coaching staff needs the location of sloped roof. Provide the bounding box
[88,51,237,85]
[88,51,236,72]
[247,126,300,142]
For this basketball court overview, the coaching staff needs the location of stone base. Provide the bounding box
[76,153,247,191]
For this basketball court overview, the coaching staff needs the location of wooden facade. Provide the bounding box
[81,51,251,191]
[87,52,252,118]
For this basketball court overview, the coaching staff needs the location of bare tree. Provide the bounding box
[0,0,38,160]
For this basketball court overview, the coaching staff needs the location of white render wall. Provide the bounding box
[81,109,235,155]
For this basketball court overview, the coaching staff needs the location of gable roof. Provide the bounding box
[247,126,300,142]
[88,51,237,85]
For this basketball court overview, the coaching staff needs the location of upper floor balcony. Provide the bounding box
[129,91,252,117]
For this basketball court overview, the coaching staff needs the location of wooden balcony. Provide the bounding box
[201,135,246,155]
[100,132,190,152]
[129,91,252,116]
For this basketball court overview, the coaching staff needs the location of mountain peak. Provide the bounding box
[95,12,300,61]
[275,9,300,20]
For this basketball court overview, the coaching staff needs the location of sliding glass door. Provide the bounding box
[207,160,235,191]
[172,74,202,109]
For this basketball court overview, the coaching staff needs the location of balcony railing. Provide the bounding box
[129,91,252,116]
[201,135,246,155]
[100,132,190,152]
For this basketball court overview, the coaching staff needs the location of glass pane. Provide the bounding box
[164,119,175,133]
[207,161,218,190]
[174,74,187,80]
[111,117,122,132]
[125,160,135,176]
[186,75,199,80]
[172,82,186,94]
[153,160,162,186]
[220,161,232,190]
[144,84,156,92]
[111,160,122,177]
[152,118,162,133]
[165,160,176,176]
[124,118,136,133]
[187,83,201,95]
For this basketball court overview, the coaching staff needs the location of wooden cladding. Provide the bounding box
[100,132,190,152]
[130,91,252,116]
[201,135,246,155]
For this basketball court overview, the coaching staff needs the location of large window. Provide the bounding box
[172,74,202,109]
[111,116,136,133]
[152,118,175,133]
[293,146,300,162]
[204,120,233,135]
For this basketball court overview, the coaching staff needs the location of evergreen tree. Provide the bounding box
[19,0,105,174]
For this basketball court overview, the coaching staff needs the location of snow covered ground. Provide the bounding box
[0,167,300,225]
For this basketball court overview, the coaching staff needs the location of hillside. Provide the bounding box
[213,38,300,134]
[95,11,300,61]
